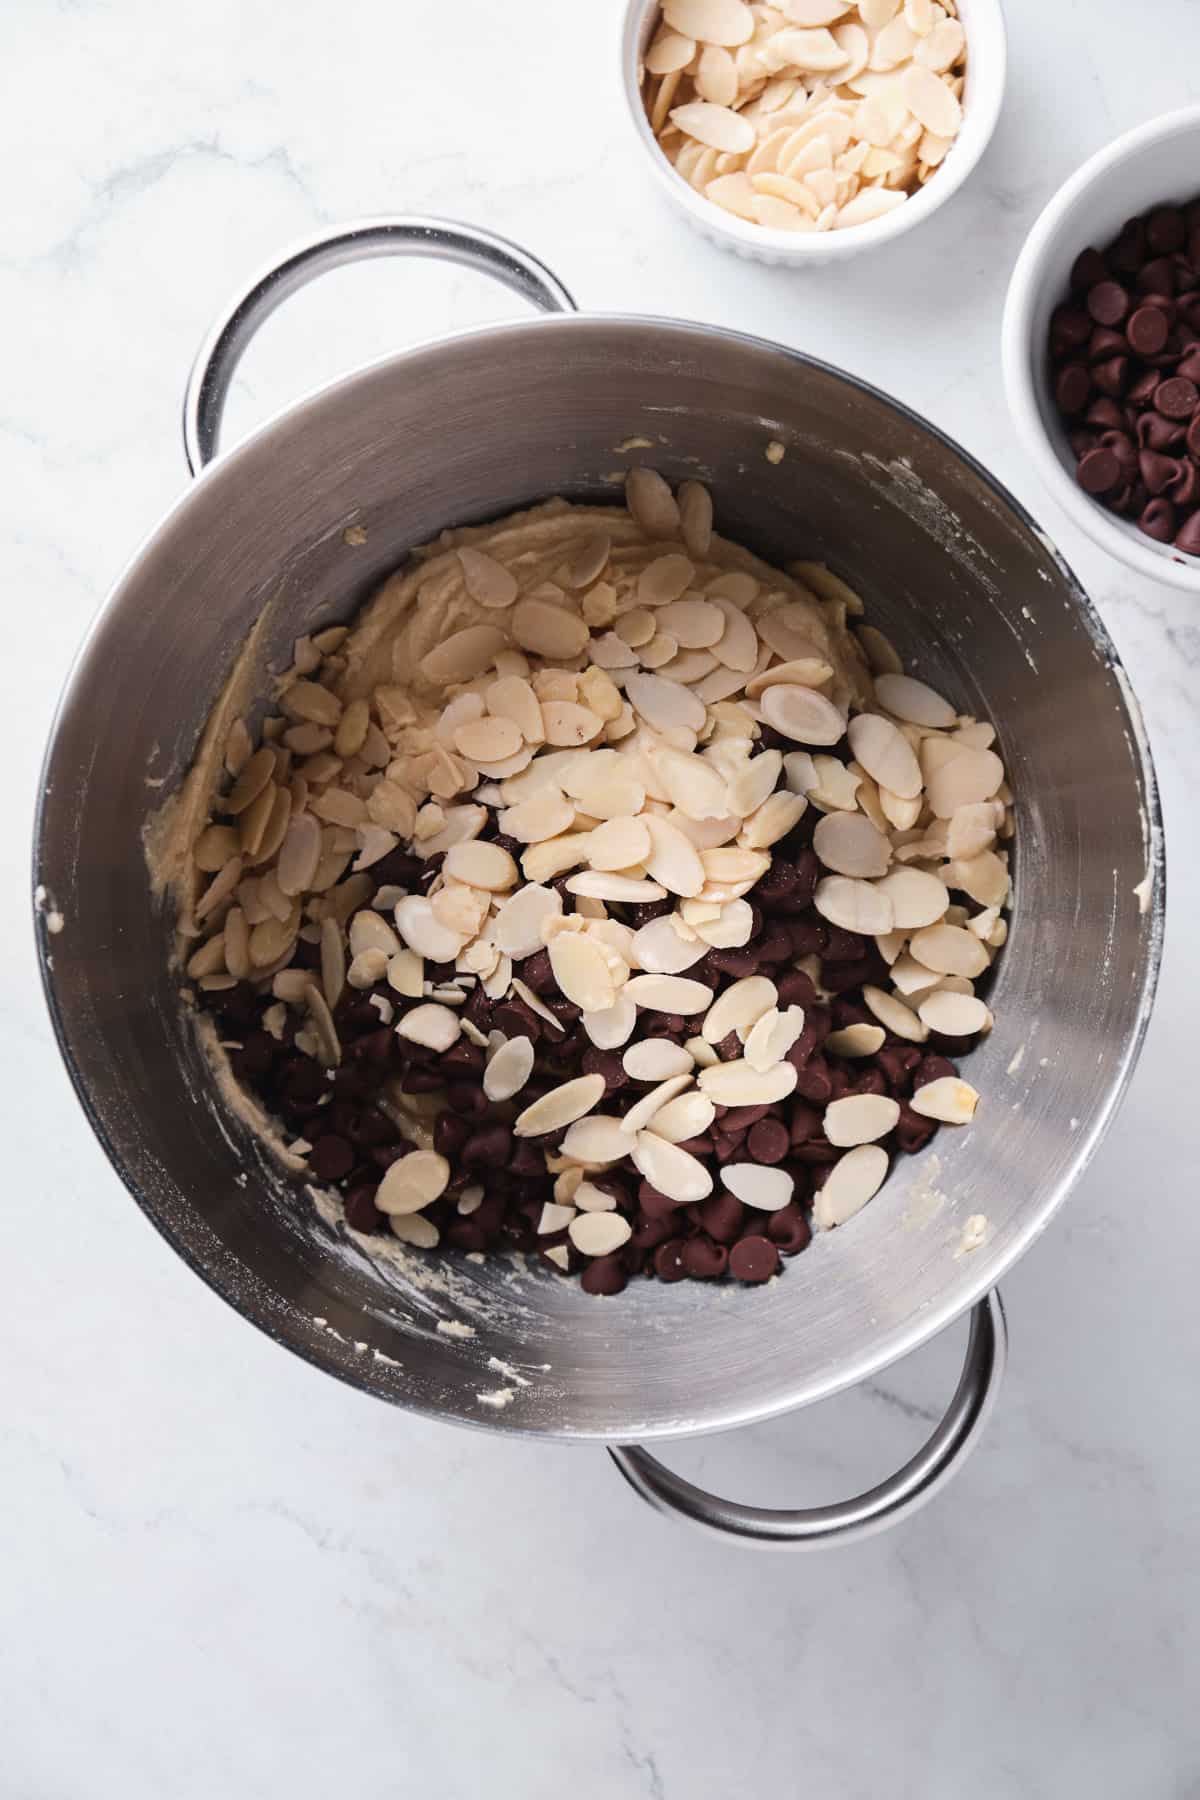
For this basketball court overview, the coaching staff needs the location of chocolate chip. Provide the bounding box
[747,1118,790,1164]
[728,1236,780,1283]
[1071,247,1109,292]
[1140,448,1180,495]
[766,1205,812,1254]
[343,1183,383,1231]
[1156,375,1199,418]
[695,1191,745,1243]
[434,1111,471,1157]
[654,1240,688,1282]
[1169,459,1200,507]
[1087,280,1130,326]
[1092,355,1128,397]
[581,1047,629,1094]
[632,1212,677,1251]
[1137,410,1186,450]
[1076,446,1122,494]
[1139,498,1176,542]
[682,1236,728,1278]
[461,1123,512,1168]
[1128,306,1169,355]
[309,1135,355,1182]
[1146,206,1186,255]
[581,1255,628,1296]
[1087,326,1128,364]
[1175,508,1200,555]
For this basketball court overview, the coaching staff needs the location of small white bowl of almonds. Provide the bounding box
[623,0,1006,262]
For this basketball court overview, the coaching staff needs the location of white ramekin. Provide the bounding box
[620,0,1007,267]
[1003,105,1200,594]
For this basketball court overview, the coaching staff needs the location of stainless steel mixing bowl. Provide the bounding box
[34,220,1164,1546]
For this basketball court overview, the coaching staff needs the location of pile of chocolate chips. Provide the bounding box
[203,765,986,1295]
[1049,194,1200,554]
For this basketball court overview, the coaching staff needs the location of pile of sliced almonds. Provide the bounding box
[183,463,1009,1273]
[642,0,967,234]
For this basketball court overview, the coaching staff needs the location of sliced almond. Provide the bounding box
[721,1164,794,1211]
[389,1214,440,1249]
[874,671,957,727]
[813,875,893,935]
[280,682,341,728]
[917,990,991,1037]
[568,1212,632,1257]
[910,1075,980,1124]
[847,713,922,799]
[560,1114,634,1164]
[621,1074,695,1135]
[631,1132,713,1203]
[656,598,724,648]
[582,815,648,871]
[625,973,713,1014]
[582,993,639,1049]
[945,849,1010,909]
[565,529,612,590]
[824,1093,901,1146]
[483,1034,535,1102]
[638,554,696,607]
[376,1149,450,1216]
[194,853,244,923]
[397,1002,462,1053]
[574,1179,618,1213]
[862,983,929,1042]
[697,1059,798,1104]
[394,895,466,962]
[743,1004,806,1071]
[549,934,616,1013]
[514,1073,607,1138]
[567,870,667,903]
[539,1202,577,1236]
[632,914,709,975]
[875,866,949,929]
[651,745,731,823]
[224,746,275,817]
[623,1040,695,1083]
[672,99,756,153]
[625,467,681,538]
[500,791,576,844]
[419,626,508,687]
[663,0,754,45]
[642,813,706,898]
[813,810,890,877]
[678,481,713,560]
[275,813,322,895]
[649,1089,717,1143]
[740,791,809,850]
[700,973,777,1042]
[813,1144,888,1229]
[450,718,519,769]
[901,61,962,135]
[193,824,241,873]
[624,672,706,736]
[758,683,846,746]
[494,883,563,959]
[825,1022,886,1057]
[541,701,605,748]
[511,598,589,661]
[947,801,1002,861]
[909,921,990,978]
[457,546,518,609]
[444,840,518,892]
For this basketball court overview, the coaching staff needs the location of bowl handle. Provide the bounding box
[608,1289,1006,1549]
[182,216,577,475]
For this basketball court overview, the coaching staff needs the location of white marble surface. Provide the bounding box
[5,1,1199,1793]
